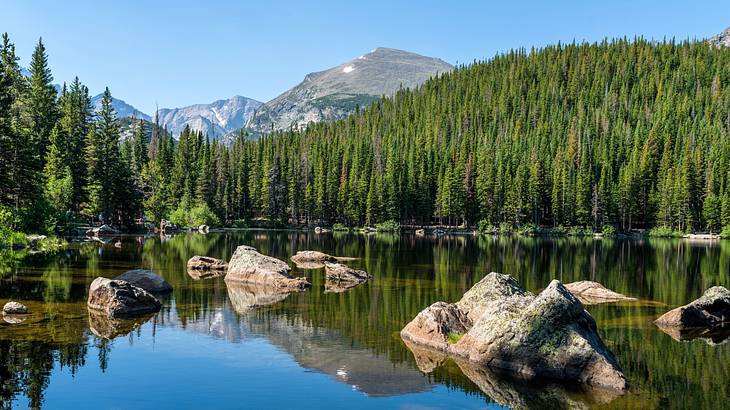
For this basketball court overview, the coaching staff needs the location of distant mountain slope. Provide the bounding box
[91,93,150,121]
[245,47,453,134]
[156,95,262,138]
[709,26,730,47]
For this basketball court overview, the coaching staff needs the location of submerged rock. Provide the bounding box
[564,281,636,305]
[291,251,337,269]
[114,269,173,294]
[3,301,29,315]
[654,286,730,329]
[401,272,627,391]
[324,262,371,292]
[187,256,228,279]
[225,245,310,291]
[87,277,161,318]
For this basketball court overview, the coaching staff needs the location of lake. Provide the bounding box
[1,231,729,409]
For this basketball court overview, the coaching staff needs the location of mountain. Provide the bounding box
[91,93,150,121]
[245,47,453,134]
[709,26,730,47]
[156,95,262,138]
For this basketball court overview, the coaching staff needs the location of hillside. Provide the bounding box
[245,47,452,134]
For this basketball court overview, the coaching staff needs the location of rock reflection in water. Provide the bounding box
[225,282,293,313]
[402,339,622,409]
[656,324,730,346]
[88,310,155,339]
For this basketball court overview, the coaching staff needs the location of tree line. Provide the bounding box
[3,34,730,234]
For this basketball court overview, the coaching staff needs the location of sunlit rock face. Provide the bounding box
[323,262,370,293]
[290,251,337,269]
[402,272,628,391]
[245,48,453,134]
[187,256,228,279]
[225,246,310,291]
[654,286,730,330]
[564,281,636,305]
[87,277,161,318]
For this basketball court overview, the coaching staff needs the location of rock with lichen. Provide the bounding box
[654,286,730,329]
[401,272,627,391]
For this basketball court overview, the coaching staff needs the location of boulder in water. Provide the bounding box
[114,269,172,294]
[564,281,636,305]
[401,272,628,391]
[324,262,371,292]
[87,277,161,318]
[225,245,310,291]
[291,250,338,268]
[3,301,29,315]
[187,256,228,279]
[654,286,730,329]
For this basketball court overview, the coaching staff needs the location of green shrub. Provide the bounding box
[476,219,496,234]
[517,223,540,236]
[549,225,568,236]
[169,201,220,228]
[568,226,594,236]
[332,223,349,231]
[648,226,683,238]
[499,222,512,234]
[720,226,730,239]
[232,219,249,228]
[375,220,400,232]
[601,225,617,237]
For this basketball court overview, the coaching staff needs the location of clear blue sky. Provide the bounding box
[2,0,729,114]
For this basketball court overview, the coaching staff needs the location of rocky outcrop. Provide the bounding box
[198,224,210,234]
[401,272,627,391]
[564,281,636,305]
[114,269,173,294]
[86,224,120,237]
[225,245,310,290]
[654,286,730,329]
[710,27,730,48]
[324,262,371,292]
[187,256,228,279]
[87,277,161,318]
[291,250,337,269]
[3,301,29,315]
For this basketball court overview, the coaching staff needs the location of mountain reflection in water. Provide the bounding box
[0,231,728,409]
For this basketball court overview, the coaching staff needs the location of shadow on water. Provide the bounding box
[0,231,728,408]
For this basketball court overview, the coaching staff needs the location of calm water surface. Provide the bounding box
[1,231,729,409]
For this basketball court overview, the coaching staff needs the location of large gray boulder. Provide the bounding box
[654,286,730,329]
[401,272,627,391]
[87,277,161,318]
[225,246,310,291]
[114,269,172,293]
[187,256,228,279]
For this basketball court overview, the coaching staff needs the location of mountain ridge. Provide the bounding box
[244,47,453,134]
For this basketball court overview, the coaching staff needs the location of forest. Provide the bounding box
[3,34,730,235]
